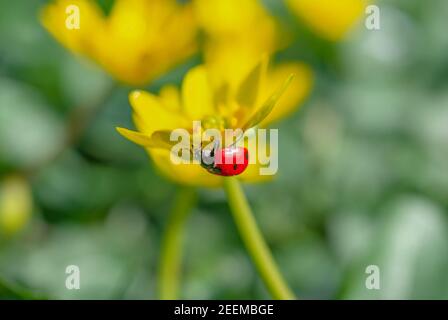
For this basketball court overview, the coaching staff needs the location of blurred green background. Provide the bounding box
[1,0,448,299]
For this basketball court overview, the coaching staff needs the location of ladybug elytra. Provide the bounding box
[199,144,249,176]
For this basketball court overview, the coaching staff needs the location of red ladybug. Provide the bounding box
[200,146,249,176]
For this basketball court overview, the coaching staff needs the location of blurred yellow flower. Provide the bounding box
[0,176,32,236]
[286,0,367,41]
[41,0,197,85]
[194,0,313,128]
[117,60,300,187]
[194,0,278,52]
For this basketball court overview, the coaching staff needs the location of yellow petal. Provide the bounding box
[129,90,189,135]
[181,66,215,120]
[194,0,273,37]
[159,85,182,113]
[194,0,263,36]
[236,55,268,109]
[108,0,155,47]
[260,62,313,126]
[149,149,223,187]
[116,127,159,148]
[41,0,197,86]
[204,36,276,93]
[40,0,104,54]
[241,74,295,130]
[286,0,367,41]
[93,0,155,84]
[151,130,191,150]
[197,0,278,92]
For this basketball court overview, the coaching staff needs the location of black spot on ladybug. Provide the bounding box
[245,152,248,160]
[233,164,238,170]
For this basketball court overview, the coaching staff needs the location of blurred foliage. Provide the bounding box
[0,0,448,299]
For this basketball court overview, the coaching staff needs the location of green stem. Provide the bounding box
[157,186,196,300]
[223,177,295,300]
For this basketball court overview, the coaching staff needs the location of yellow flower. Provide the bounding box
[41,0,197,86]
[117,59,300,187]
[0,176,32,236]
[204,42,312,128]
[286,0,367,41]
[194,0,313,127]
[194,0,278,53]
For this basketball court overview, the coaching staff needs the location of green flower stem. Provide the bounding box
[157,186,196,300]
[223,177,295,300]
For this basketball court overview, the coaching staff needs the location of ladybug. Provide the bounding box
[199,143,249,176]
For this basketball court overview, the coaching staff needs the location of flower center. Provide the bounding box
[201,115,227,131]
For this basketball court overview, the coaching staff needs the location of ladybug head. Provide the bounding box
[201,147,216,166]
[197,139,220,167]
